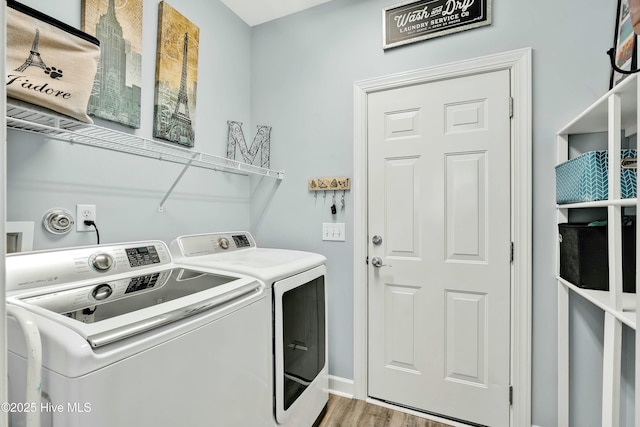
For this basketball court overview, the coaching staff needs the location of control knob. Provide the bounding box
[218,237,230,250]
[92,284,113,301]
[90,253,114,272]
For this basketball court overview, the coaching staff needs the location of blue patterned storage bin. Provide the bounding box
[555,149,637,204]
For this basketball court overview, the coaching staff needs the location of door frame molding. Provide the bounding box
[352,48,532,426]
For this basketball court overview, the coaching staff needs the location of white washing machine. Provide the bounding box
[6,241,273,427]
[170,232,328,427]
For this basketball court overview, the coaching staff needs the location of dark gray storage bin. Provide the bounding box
[558,222,636,293]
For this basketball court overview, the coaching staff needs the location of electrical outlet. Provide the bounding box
[76,204,96,232]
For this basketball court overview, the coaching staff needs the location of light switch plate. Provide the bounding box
[323,223,345,241]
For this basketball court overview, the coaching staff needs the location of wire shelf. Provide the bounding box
[6,102,285,180]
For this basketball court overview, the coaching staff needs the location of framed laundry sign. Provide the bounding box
[383,0,491,49]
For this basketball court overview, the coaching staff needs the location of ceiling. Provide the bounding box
[219,0,334,26]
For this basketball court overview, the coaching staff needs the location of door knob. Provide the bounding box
[372,235,383,245]
[371,257,391,268]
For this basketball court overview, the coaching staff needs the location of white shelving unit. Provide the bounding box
[556,73,638,427]
[5,102,284,211]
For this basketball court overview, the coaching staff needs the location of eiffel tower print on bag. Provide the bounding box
[6,0,100,123]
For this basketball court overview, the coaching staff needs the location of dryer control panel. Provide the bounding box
[172,232,257,257]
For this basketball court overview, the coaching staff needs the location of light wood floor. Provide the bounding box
[316,395,453,427]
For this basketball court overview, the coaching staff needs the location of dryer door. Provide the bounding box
[273,265,327,425]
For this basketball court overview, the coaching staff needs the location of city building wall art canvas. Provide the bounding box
[81,0,143,128]
[153,1,199,148]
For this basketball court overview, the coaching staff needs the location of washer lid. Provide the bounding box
[8,267,262,348]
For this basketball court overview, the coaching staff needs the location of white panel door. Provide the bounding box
[367,69,512,427]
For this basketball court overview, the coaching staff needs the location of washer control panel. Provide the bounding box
[6,241,172,292]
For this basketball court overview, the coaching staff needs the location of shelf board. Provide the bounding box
[557,277,636,330]
[558,74,637,135]
[556,198,638,209]
[5,102,284,180]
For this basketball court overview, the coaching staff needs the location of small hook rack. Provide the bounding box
[308,177,350,191]
[309,177,350,214]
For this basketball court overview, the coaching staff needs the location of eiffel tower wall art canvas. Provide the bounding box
[81,0,143,128]
[153,2,200,148]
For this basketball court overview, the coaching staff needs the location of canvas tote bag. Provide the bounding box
[6,0,100,123]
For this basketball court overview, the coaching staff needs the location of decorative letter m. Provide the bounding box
[226,121,272,168]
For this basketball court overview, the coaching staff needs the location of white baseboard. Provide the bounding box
[328,375,354,398]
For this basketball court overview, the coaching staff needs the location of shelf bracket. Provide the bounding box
[158,153,199,213]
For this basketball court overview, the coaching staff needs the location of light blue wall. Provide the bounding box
[8,0,254,248]
[248,1,632,426]
[5,1,636,426]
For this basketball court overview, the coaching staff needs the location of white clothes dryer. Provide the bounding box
[170,232,328,427]
[6,241,273,427]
